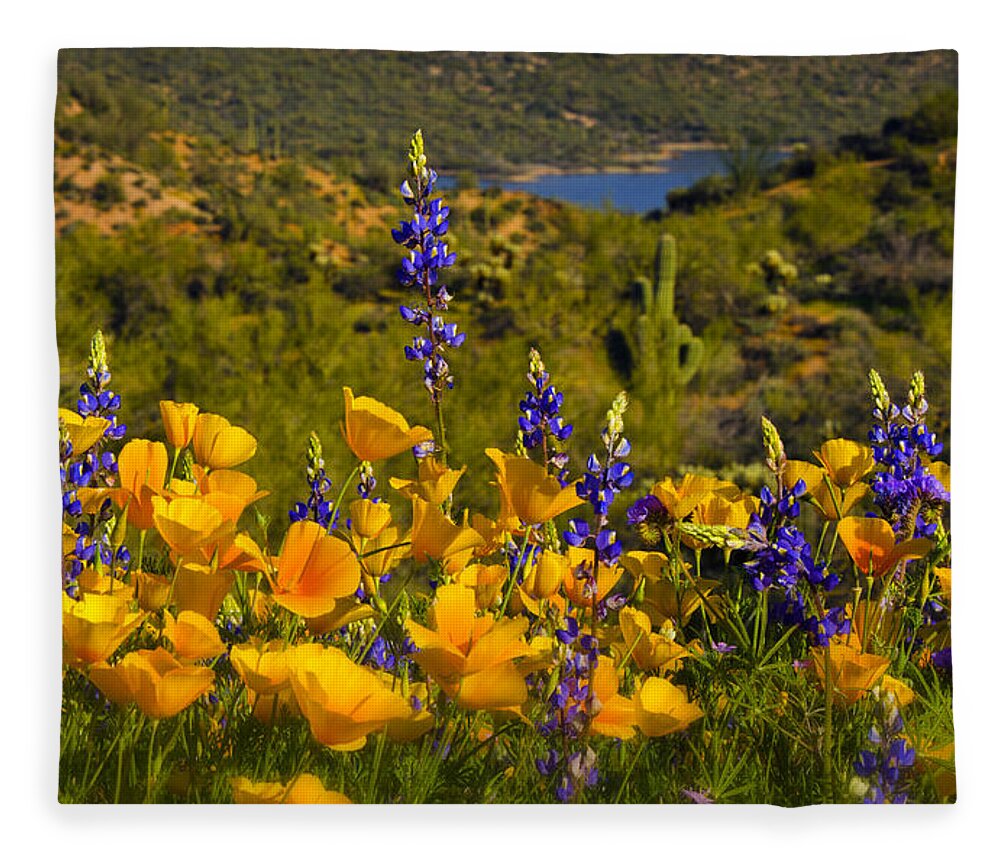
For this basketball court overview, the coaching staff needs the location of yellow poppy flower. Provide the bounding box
[306,597,377,637]
[620,551,670,582]
[231,774,350,804]
[58,408,110,455]
[191,413,257,471]
[935,567,951,600]
[384,681,435,743]
[229,638,295,696]
[195,468,269,524]
[163,610,226,662]
[409,497,484,569]
[271,520,361,619]
[173,562,235,620]
[784,460,869,521]
[134,570,172,612]
[286,644,413,750]
[633,676,704,737]
[456,563,507,610]
[390,458,466,505]
[405,583,533,710]
[63,592,144,668]
[562,546,624,609]
[878,675,916,708]
[151,495,236,561]
[89,647,214,719]
[812,643,890,706]
[159,400,200,449]
[587,656,636,740]
[837,516,933,578]
[813,439,874,488]
[485,449,582,525]
[618,607,690,672]
[651,474,721,520]
[523,550,567,600]
[341,387,434,462]
[356,524,408,582]
[641,576,720,627]
[114,439,168,530]
[349,498,393,540]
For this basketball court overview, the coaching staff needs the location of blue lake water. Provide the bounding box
[442,149,746,214]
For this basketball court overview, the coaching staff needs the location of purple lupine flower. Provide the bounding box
[518,348,574,484]
[852,692,917,803]
[60,330,128,598]
[740,422,846,647]
[563,392,632,567]
[394,131,464,403]
[288,431,336,529]
[867,370,949,539]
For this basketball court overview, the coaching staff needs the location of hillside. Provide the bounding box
[54,60,955,529]
[56,49,957,175]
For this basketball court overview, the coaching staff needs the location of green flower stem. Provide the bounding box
[614,739,647,803]
[498,528,533,618]
[327,465,360,535]
[823,644,834,801]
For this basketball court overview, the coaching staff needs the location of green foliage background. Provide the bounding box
[55,50,954,534]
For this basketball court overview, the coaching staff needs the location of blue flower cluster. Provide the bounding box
[518,348,573,483]
[852,694,916,803]
[393,131,463,402]
[535,616,601,802]
[60,331,129,598]
[868,370,949,539]
[361,633,418,673]
[288,432,335,529]
[742,481,848,646]
[564,392,632,566]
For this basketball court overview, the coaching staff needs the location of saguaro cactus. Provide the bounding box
[621,234,704,465]
[630,233,703,405]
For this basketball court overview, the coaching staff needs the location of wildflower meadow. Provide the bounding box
[57,129,954,805]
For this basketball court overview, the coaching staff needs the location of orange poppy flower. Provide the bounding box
[405,583,533,710]
[114,439,168,530]
[837,516,933,578]
[286,644,414,751]
[163,610,226,662]
[633,676,704,737]
[814,439,874,488]
[58,408,110,455]
[191,413,257,471]
[151,496,236,561]
[349,498,393,540]
[618,607,690,672]
[89,647,214,719]
[812,643,890,706]
[341,387,434,462]
[231,774,350,804]
[172,562,236,620]
[62,592,144,669]
[270,520,361,618]
[408,497,484,569]
[159,400,200,449]
[587,656,636,740]
[485,449,582,525]
[562,546,624,609]
[390,458,466,505]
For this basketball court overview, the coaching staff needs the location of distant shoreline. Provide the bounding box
[459,141,725,185]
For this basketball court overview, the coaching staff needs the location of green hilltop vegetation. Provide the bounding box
[54,52,955,531]
[56,49,956,174]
